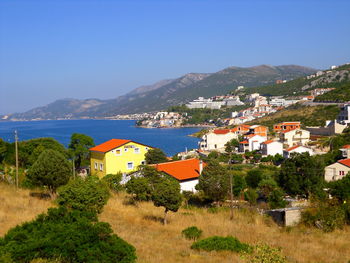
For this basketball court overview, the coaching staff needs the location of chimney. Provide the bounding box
[199,160,203,175]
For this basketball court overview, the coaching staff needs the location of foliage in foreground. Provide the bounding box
[181,226,203,241]
[191,236,252,253]
[0,207,136,263]
[242,243,287,263]
[57,176,110,214]
[102,173,123,193]
[27,149,71,194]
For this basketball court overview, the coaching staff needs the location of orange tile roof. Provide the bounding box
[152,159,207,181]
[285,145,301,152]
[338,159,350,167]
[240,140,249,144]
[282,128,299,134]
[214,129,231,135]
[89,139,152,153]
[341,145,350,149]
[262,140,275,144]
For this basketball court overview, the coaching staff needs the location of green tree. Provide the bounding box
[197,161,229,203]
[151,176,182,224]
[225,139,239,154]
[232,174,247,197]
[268,189,287,209]
[125,176,152,201]
[278,153,325,198]
[68,133,95,168]
[57,176,110,214]
[244,188,258,206]
[27,149,71,195]
[102,173,123,193]
[145,148,168,164]
[328,173,350,202]
[0,207,136,263]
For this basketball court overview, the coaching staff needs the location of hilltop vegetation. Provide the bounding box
[246,104,340,130]
[314,82,350,102]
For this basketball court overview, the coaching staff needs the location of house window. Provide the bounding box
[94,162,98,170]
[115,149,121,155]
[134,147,140,153]
[141,160,146,165]
[124,148,128,152]
[99,163,103,171]
[145,147,149,150]
[127,162,134,170]
[339,171,345,176]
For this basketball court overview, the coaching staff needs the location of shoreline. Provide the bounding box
[136,124,215,129]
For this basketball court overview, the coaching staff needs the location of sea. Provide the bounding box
[0,120,201,156]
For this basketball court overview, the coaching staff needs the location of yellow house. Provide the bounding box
[89,139,153,178]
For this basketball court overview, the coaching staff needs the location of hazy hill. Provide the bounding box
[3,64,316,120]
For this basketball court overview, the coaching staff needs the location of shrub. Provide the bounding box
[0,207,136,263]
[102,173,123,192]
[57,176,110,214]
[242,243,287,263]
[181,226,202,240]
[301,200,346,232]
[191,236,251,253]
[244,188,258,206]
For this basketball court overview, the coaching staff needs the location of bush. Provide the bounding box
[301,200,346,232]
[102,173,123,192]
[57,176,110,214]
[0,207,136,263]
[181,226,202,240]
[244,188,258,206]
[243,243,287,263]
[191,236,252,253]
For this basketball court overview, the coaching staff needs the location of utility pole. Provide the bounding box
[15,130,19,189]
[228,150,234,221]
[72,158,75,179]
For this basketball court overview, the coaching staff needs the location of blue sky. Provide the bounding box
[0,0,349,114]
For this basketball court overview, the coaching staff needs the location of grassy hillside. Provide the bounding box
[314,82,350,102]
[1,183,350,263]
[246,104,340,129]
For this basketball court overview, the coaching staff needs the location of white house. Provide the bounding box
[337,103,350,124]
[340,145,350,159]
[199,129,238,151]
[260,140,283,156]
[239,134,267,152]
[152,158,205,192]
[324,159,350,182]
[283,145,314,158]
[280,128,310,147]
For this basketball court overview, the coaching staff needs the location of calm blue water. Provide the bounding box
[0,120,201,156]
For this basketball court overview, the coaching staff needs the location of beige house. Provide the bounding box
[340,145,350,159]
[279,128,310,147]
[199,129,238,151]
[324,159,350,182]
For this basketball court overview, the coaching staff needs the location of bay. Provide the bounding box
[0,120,201,156]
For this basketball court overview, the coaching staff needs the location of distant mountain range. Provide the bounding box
[2,64,317,121]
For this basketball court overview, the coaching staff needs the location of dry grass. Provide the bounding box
[1,183,349,263]
[0,183,53,236]
[101,194,350,263]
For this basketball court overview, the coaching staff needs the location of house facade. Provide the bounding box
[280,128,310,147]
[152,158,206,192]
[283,145,314,158]
[239,134,267,152]
[89,139,153,178]
[340,145,350,159]
[260,140,283,156]
[273,122,301,133]
[324,159,350,182]
[199,129,238,151]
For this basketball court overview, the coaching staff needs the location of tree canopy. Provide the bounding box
[145,148,168,164]
[68,133,95,168]
[27,149,71,194]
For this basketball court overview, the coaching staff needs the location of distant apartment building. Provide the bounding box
[273,122,301,133]
[269,98,299,107]
[186,96,243,110]
[239,134,267,152]
[337,103,350,124]
[199,129,238,151]
[279,128,310,147]
[283,145,314,158]
[245,125,268,137]
[260,140,283,156]
[310,88,335,97]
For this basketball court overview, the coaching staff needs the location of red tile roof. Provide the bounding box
[282,128,298,134]
[214,129,231,135]
[89,139,152,153]
[285,145,301,152]
[338,158,350,168]
[240,140,249,144]
[262,140,275,145]
[152,159,206,181]
[341,145,350,149]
